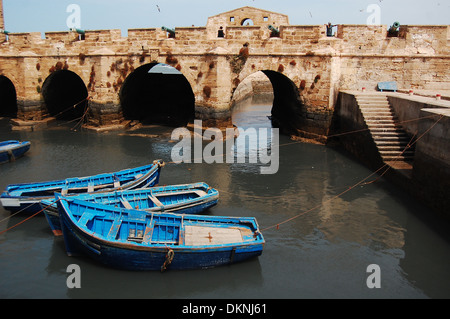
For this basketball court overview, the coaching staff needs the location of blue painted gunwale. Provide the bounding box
[56,195,264,271]
[41,182,219,236]
[0,140,31,164]
[0,160,164,214]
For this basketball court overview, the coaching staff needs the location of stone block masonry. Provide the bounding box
[335,91,450,218]
[0,6,449,142]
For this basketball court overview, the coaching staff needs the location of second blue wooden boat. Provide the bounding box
[41,182,219,236]
[0,140,31,164]
[56,195,264,271]
[0,160,164,214]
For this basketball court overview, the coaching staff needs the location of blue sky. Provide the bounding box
[3,0,449,35]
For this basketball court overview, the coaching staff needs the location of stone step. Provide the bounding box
[382,155,414,162]
[360,106,392,110]
[356,95,416,163]
[357,99,390,103]
[369,126,406,131]
[368,127,403,132]
[359,106,392,110]
[379,149,415,155]
[355,95,389,99]
[375,136,414,142]
[364,115,398,119]
[365,118,401,127]
[364,114,395,119]
[370,125,406,130]
[378,146,415,153]
[357,101,390,105]
[372,134,410,140]
[375,140,414,147]
[357,98,389,101]
[362,112,396,117]
[372,135,410,141]
[366,119,398,124]
[380,152,414,158]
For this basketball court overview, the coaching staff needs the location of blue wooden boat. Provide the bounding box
[0,140,31,164]
[0,160,164,214]
[56,195,264,271]
[41,182,219,236]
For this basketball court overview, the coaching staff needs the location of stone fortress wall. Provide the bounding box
[0,6,448,137]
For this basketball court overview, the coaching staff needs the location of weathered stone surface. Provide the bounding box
[0,4,449,137]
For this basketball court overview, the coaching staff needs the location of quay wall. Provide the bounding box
[335,91,450,218]
[413,109,450,216]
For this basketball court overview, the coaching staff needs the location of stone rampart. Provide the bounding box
[0,6,448,139]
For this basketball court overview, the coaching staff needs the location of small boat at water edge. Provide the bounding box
[0,160,164,214]
[56,195,264,271]
[41,182,219,236]
[0,140,31,164]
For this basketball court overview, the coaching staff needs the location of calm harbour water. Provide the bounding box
[1,100,450,299]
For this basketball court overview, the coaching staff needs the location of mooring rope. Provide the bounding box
[0,110,443,234]
[161,247,175,272]
[51,96,90,120]
[70,101,91,131]
[260,113,445,232]
[0,201,40,224]
[0,199,61,236]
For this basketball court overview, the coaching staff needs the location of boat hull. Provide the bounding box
[0,140,31,164]
[57,196,264,271]
[62,221,263,270]
[42,182,219,236]
[0,160,164,214]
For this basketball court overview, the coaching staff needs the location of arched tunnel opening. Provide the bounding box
[262,70,306,135]
[41,70,88,120]
[119,63,195,127]
[231,70,305,135]
[231,71,274,129]
[0,75,18,117]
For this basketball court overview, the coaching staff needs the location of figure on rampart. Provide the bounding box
[218,26,224,38]
[326,22,337,37]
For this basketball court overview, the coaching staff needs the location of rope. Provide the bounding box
[0,106,442,235]
[70,100,91,131]
[0,199,61,236]
[0,201,42,224]
[161,248,175,272]
[260,113,445,232]
[52,96,90,120]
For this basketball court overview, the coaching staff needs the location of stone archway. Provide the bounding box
[231,69,306,134]
[262,70,306,135]
[41,70,88,120]
[119,63,195,126]
[231,71,274,128]
[241,18,255,26]
[0,75,17,117]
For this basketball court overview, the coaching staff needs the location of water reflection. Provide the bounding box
[1,110,450,298]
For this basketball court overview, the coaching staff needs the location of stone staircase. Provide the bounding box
[355,94,415,164]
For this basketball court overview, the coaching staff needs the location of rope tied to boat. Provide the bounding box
[7,149,15,162]
[154,159,165,168]
[0,199,61,236]
[161,248,175,272]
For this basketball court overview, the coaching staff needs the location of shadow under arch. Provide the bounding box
[231,70,306,135]
[41,70,88,120]
[119,63,195,127]
[0,75,18,117]
[262,70,306,135]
